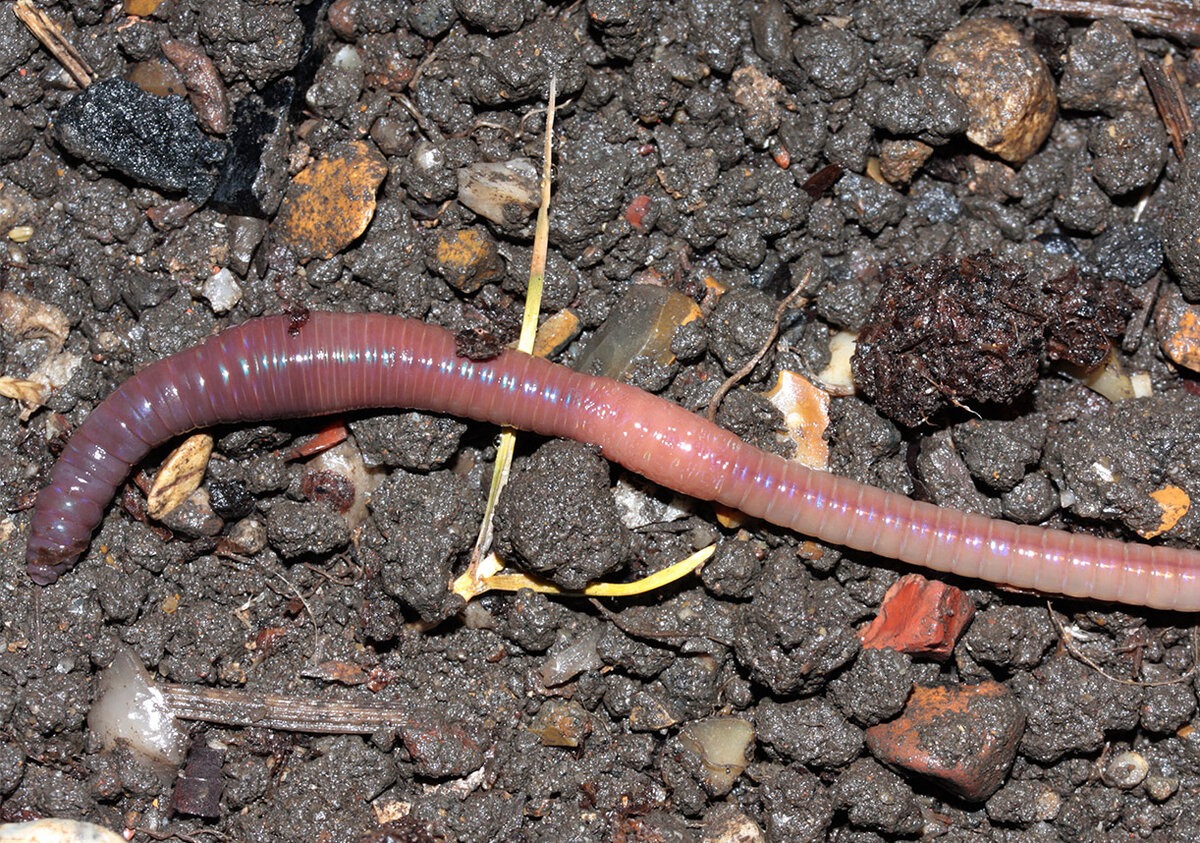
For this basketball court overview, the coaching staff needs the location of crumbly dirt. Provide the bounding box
[3,1,1200,841]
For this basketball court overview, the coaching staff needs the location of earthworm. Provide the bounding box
[25,311,1200,611]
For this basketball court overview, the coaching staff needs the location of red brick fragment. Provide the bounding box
[865,681,1026,801]
[625,195,652,231]
[858,573,975,660]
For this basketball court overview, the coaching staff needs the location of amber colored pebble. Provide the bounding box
[532,309,581,359]
[528,699,592,747]
[429,227,503,293]
[1139,485,1191,539]
[125,0,164,16]
[126,58,186,97]
[924,19,1056,163]
[574,284,702,380]
[761,370,830,471]
[1157,285,1200,373]
[277,141,388,260]
[865,681,1025,801]
[858,573,975,661]
[713,503,747,529]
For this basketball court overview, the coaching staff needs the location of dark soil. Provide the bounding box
[3,0,1200,840]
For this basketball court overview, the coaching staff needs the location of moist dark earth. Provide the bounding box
[4,0,1200,840]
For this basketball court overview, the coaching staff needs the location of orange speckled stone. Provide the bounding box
[277,141,388,261]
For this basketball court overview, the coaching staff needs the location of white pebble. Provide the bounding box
[203,267,242,314]
[0,819,125,843]
[457,159,540,225]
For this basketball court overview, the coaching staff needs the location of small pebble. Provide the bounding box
[1103,750,1149,789]
[540,626,604,686]
[457,158,540,225]
[924,19,1056,163]
[6,241,26,267]
[730,65,786,146]
[761,370,830,471]
[677,716,755,795]
[227,214,268,276]
[202,267,242,313]
[629,690,681,731]
[574,283,701,381]
[1144,774,1178,802]
[865,681,1025,801]
[700,808,764,843]
[159,487,223,538]
[225,516,267,555]
[878,139,933,186]
[124,0,165,16]
[1137,485,1190,539]
[208,479,254,521]
[427,227,504,293]
[528,699,592,748]
[277,140,388,260]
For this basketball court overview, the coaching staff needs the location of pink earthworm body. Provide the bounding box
[25,312,1200,611]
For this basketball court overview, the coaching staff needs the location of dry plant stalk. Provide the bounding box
[13,0,94,87]
[1141,58,1192,159]
[1023,0,1200,46]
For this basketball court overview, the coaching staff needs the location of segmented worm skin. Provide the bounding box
[25,312,1200,611]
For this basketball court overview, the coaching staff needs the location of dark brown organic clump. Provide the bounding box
[1043,267,1134,369]
[852,254,1046,427]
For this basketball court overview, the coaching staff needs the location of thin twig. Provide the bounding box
[13,0,93,87]
[1141,57,1192,160]
[390,91,445,142]
[589,598,733,648]
[1021,0,1200,46]
[706,269,811,421]
[1047,601,1200,687]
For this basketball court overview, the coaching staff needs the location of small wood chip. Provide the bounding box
[0,376,47,408]
[147,433,214,521]
[1141,57,1192,159]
